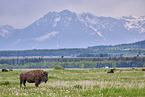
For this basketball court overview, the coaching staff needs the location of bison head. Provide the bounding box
[42,71,48,83]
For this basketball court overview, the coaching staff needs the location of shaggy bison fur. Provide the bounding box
[2,69,8,72]
[20,70,48,88]
[107,69,114,73]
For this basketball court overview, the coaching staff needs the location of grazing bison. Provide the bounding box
[20,70,48,88]
[107,69,114,73]
[2,69,8,72]
[141,68,145,71]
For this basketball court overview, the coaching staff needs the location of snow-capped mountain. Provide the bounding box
[122,16,145,33]
[0,25,15,38]
[0,10,145,50]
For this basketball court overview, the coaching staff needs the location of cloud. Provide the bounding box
[12,39,22,45]
[35,31,59,42]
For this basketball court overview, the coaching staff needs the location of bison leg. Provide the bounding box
[23,80,26,87]
[20,80,22,88]
[35,83,39,88]
[35,79,40,88]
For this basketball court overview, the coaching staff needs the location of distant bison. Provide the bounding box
[2,69,8,72]
[141,68,145,71]
[107,69,114,73]
[9,69,13,71]
[20,70,48,88]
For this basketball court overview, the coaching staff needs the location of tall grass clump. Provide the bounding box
[0,81,10,85]
[74,85,82,89]
[53,65,64,70]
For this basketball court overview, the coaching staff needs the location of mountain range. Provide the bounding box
[0,10,145,50]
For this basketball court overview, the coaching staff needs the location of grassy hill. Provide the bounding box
[89,40,145,50]
[0,40,145,57]
[88,40,145,57]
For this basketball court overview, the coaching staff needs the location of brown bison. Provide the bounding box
[141,68,145,71]
[2,69,8,72]
[20,69,48,88]
[107,69,114,73]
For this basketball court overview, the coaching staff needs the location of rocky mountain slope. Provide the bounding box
[0,10,145,50]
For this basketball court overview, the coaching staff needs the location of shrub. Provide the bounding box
[74,85,82,89]
[53,65,64,70]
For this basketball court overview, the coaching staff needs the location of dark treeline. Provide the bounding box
[0,57,104,65]
[0,48,96,57]
[0,45,140,57]
[0,57,145,69]
[77,53,109,57]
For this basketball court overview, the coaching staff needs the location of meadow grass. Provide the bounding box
[0,69,145,97]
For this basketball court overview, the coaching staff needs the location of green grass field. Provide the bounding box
[0,69,145,97]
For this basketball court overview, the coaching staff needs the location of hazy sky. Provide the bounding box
[0,0,145,29]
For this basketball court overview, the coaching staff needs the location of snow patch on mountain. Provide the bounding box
[89,25,97,32]
[89,25,104,37]
[54,17,61,22]
[0,25,15,38]
[123,16,145,33]
[78,14,100,26]
[35,31,59,42]
[53,17,61,27]
[97,31,104,37]
[0,29,9,37]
